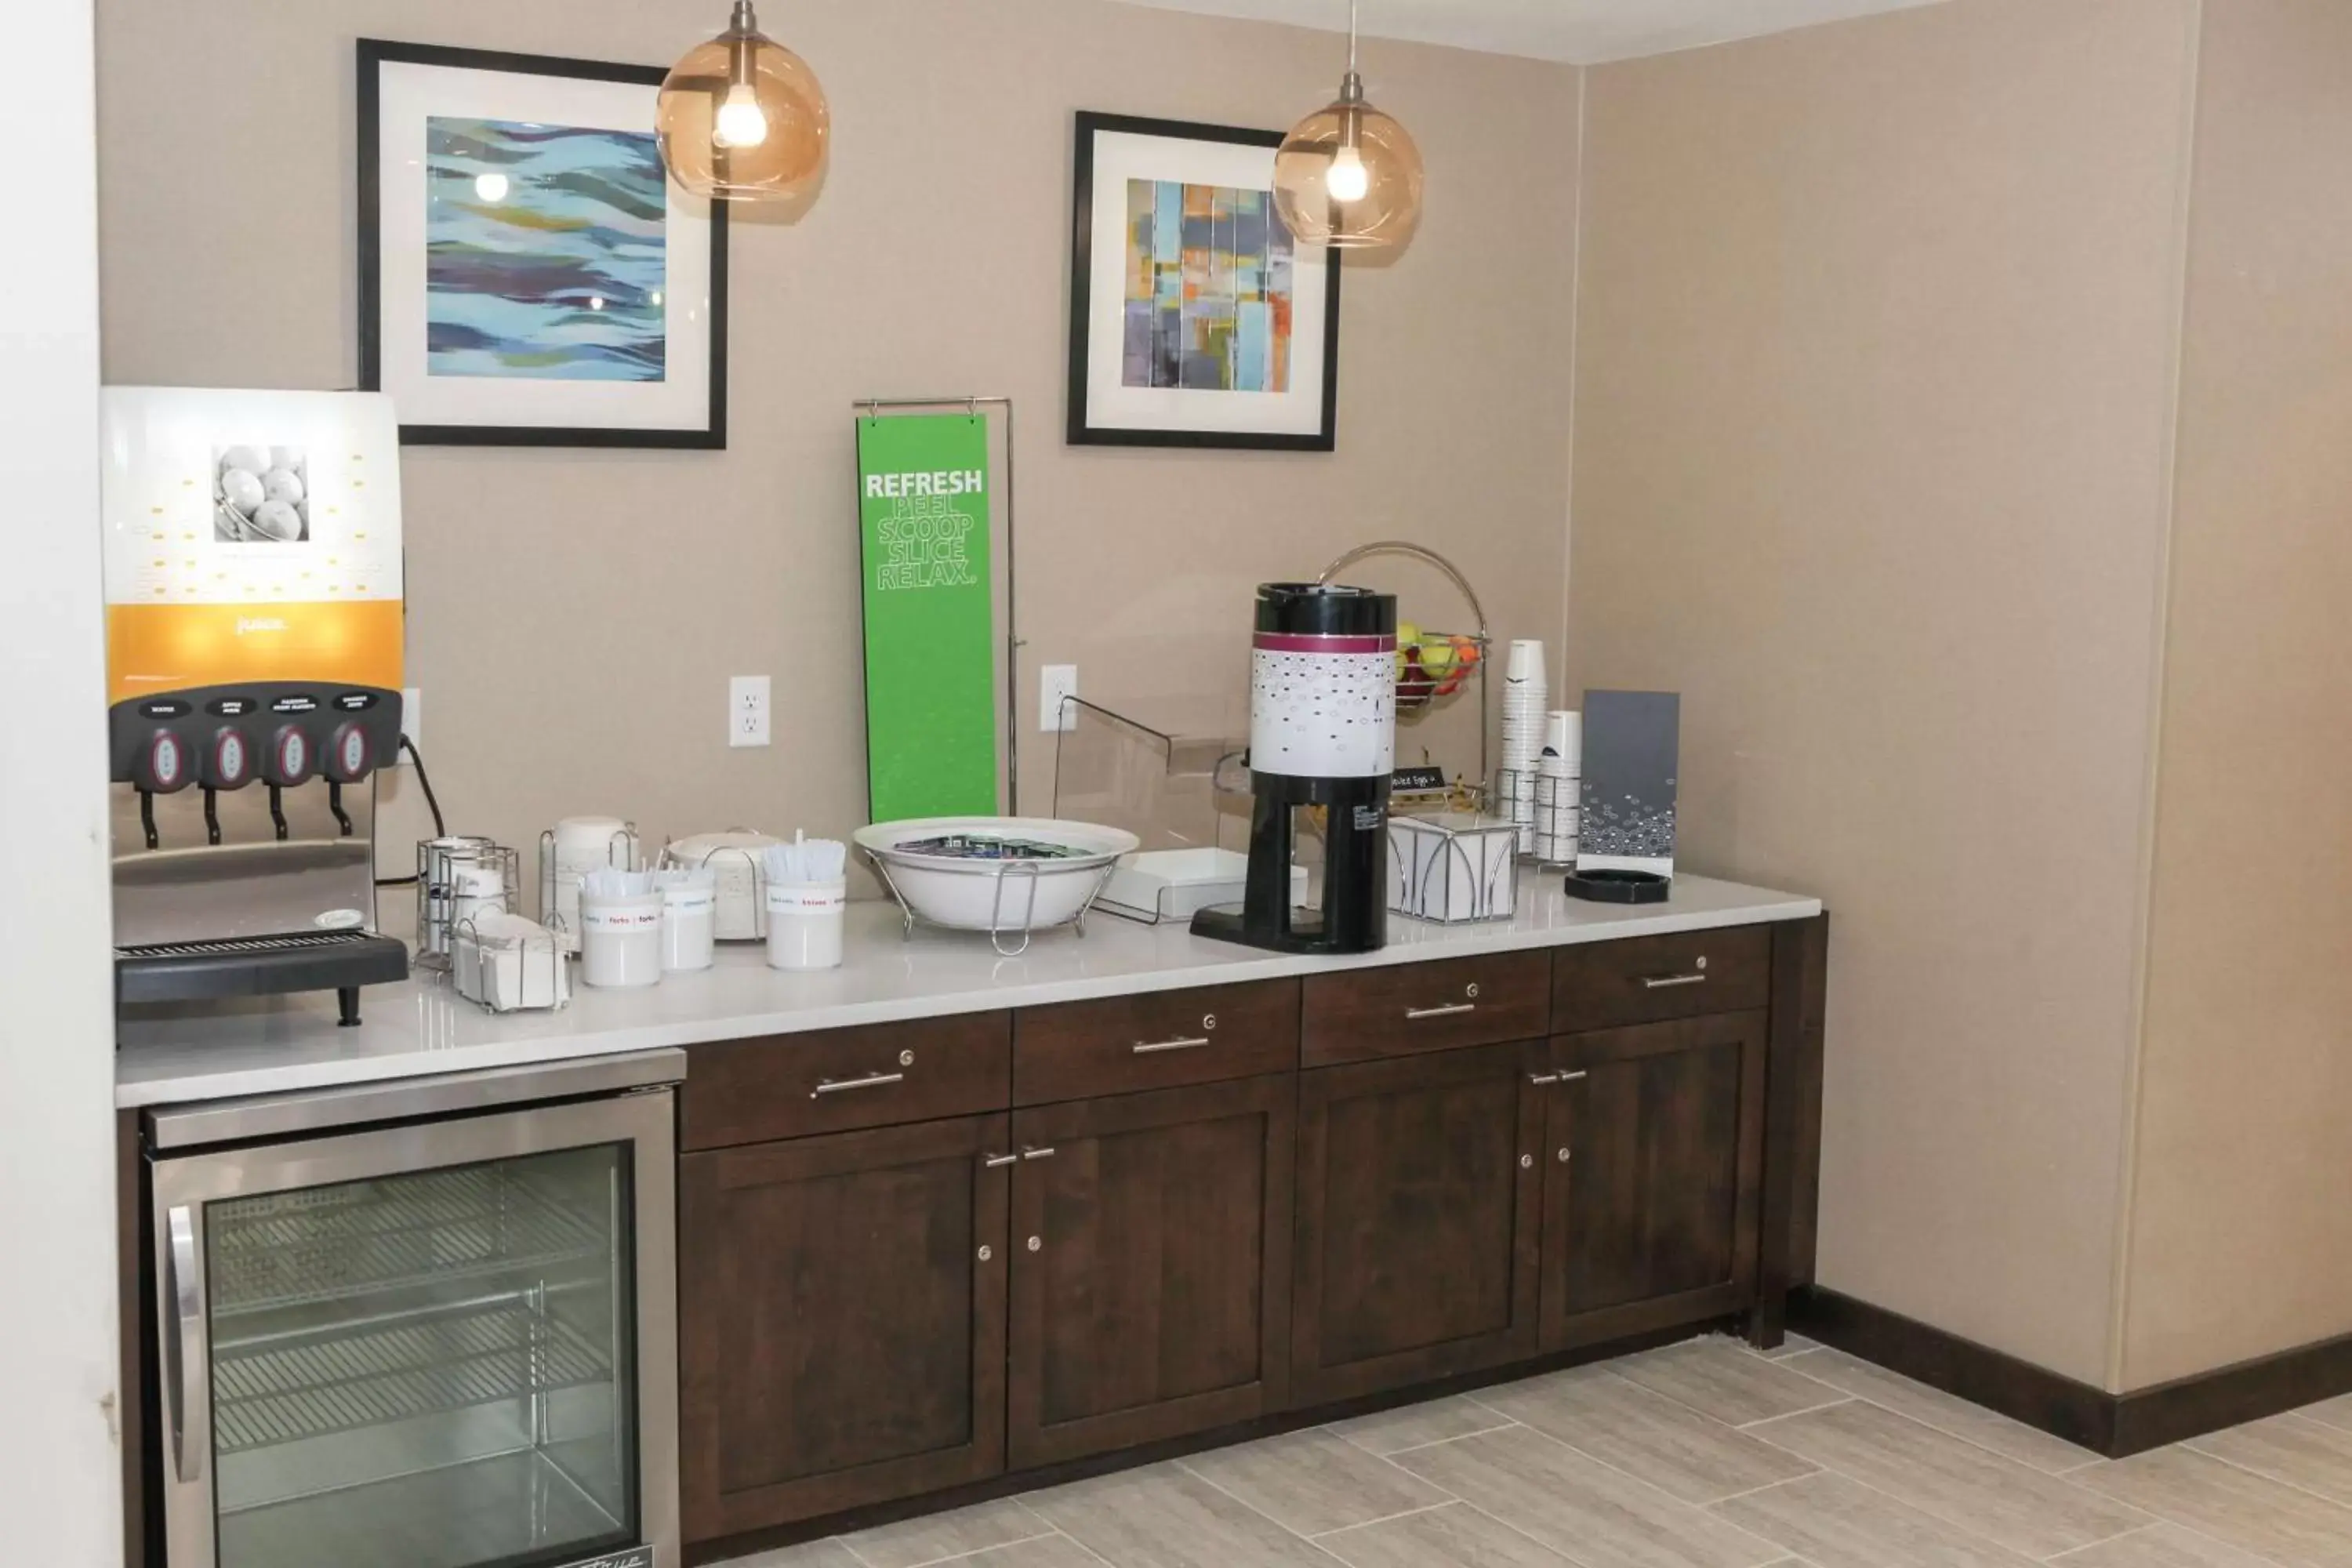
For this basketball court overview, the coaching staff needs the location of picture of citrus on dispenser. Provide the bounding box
[213,442,310,543]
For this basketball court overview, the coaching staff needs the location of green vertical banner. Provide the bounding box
[857,414,999,822]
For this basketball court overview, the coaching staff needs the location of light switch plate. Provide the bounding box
[1040,665,1079,732]
[730,675,771,748]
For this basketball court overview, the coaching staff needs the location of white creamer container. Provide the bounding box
[579,889,663,988]
[547,816,640,945]
[766,880,848,971]
[660,879,717,972]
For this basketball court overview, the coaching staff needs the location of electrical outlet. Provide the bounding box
[730,675,771,748]
[1040,665,1079,732]
[397,687,422,761]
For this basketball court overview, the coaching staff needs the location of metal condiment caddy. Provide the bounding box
[450,914,570,1014]
[414,837,522,971]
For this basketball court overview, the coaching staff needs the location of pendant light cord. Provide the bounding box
[1348,0,1359,74]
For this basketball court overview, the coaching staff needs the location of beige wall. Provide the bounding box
[96,0,1579,871]
[2120,0,2352,1391]
[1566,0,2201,1385]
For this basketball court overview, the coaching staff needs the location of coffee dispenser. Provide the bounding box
[1193,583,1397,954]
[103,388,408,1022]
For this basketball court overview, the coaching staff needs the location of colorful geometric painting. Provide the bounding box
[423,118,668,382]
[1122,180,1295,393]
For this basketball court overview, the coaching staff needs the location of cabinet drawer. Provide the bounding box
[1015,981,1298,1105]
[1552,927,1771,1034]
[1301,952,1550,1067]
[683,1013,1011,1150]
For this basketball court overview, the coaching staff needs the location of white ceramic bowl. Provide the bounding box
[855,817,1140,935]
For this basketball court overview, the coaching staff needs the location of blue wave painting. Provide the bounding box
[425,117,669,382]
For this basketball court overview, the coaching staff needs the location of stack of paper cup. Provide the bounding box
[1534,710,1581,863]
[1501,641,1549,853]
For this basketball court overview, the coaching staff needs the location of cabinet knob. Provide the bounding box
[977,1244,993,1261]
[1027,1236,1043,1252]
[1519,1153,1534,1170]
[1557,1147,1573,1163]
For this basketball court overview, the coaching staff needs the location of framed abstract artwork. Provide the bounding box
[1066,111,1342,451]
[358,40,728,448]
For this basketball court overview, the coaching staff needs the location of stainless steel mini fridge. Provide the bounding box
[145,1051,682,1568]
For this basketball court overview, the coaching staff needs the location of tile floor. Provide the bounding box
[722,1335,2352,1568]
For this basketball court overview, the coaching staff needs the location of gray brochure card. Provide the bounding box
[1576,691,1679,878]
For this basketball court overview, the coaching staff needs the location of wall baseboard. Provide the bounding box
[1789,1286,2352,1458]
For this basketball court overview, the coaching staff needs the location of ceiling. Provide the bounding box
[1106,0,1949,65]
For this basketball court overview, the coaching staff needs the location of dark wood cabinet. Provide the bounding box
[1014,981,1298,1104]
[1301,952,1551,1067]
[1290,1041,1546,1404]
[1538,1011,1768,1351]
[682,1012,1011,1150]
[679,1114,1011,1542]
[655,925,1825,1562]
[1005,1075,1294,1468]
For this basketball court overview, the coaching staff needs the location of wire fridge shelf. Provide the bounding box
[211,1298,612,1455]
[209,1165,608,1315]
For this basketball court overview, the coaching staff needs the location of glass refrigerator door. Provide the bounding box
[155,1090,677,1568]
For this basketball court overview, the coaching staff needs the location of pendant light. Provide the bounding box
[655,1,829,201]
[1272,0,1424,249]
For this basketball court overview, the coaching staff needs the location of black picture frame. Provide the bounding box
[1066,111,1342,452]
[356,38,729,449]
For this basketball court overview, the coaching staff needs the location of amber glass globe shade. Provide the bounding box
[656,16,829,201]
[1272,95,1423,249]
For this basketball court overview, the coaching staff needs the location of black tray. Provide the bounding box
[116,930,408,1026]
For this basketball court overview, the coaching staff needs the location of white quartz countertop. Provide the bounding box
[114,874,1820,1108]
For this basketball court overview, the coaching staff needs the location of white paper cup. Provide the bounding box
[1505,639,1546,682]
[579,891,662,988]
[768,880,848,971]
[1545,710,1581,760]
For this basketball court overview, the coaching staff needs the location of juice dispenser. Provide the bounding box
[103,387,408,1022]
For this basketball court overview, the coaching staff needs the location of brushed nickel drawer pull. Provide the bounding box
[1406,1002,1478,1021]
[1021,1145,1057,1160]
[1134,1036,1213,1054]
[1528,1071,1563,1087]
[982,1152,1019,1169]
[811,1070,905,1098]
[1642,972,1708,989]
[1560,1070,1588,1083]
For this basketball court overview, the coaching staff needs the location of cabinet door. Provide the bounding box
[1007,1076,1294,1468]
[1291,1042,1545,1406]
[1541,1012,1767,1352]
[681,1115,1010,1541]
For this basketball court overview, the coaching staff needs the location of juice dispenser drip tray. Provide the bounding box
[116,929,410,1027]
